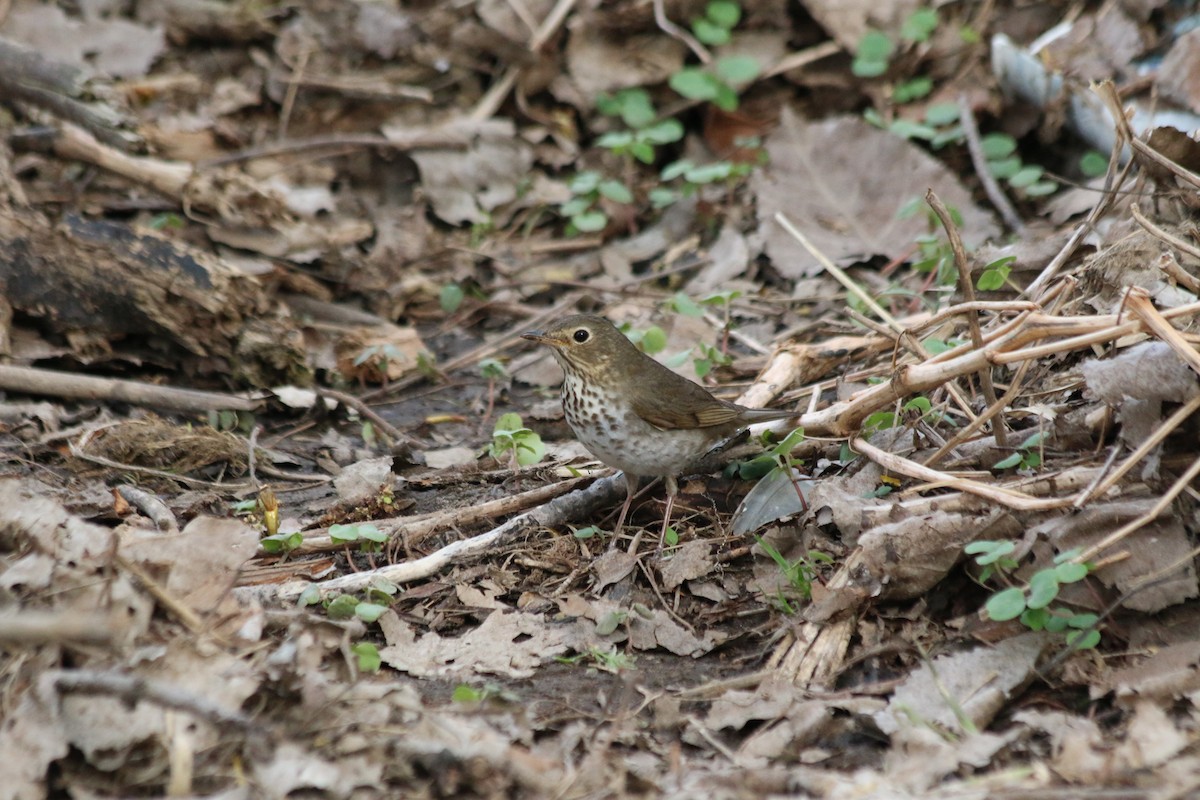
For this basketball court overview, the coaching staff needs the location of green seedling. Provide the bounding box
[556,646,637,674]
[993,430,1048,471]
[559,170,633,234]
[966,542,1099,649]
[440,283,465,313]
[621,324,668,355]
[977,255,1016,292]
[691,0,741,45]
[755,536,831,604]
[329,522,388,553]
[350,642,381,672]
[594,88,684,164]
[479,358,510,422]
[489,412,546,469]
[670,55,760,112]
[981,133,1058,197]
[453,682,519,704]
[692,342,733,378]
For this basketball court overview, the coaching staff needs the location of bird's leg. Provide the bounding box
[657,474,679,550]
[612,471,639,538]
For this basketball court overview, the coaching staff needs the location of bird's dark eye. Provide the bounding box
[573,328,590,343]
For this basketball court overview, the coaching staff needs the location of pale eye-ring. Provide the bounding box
[573,328,590,343]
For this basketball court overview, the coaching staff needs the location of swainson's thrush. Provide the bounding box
[522,314,794,544]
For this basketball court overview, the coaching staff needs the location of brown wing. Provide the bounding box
[627,358,743,430]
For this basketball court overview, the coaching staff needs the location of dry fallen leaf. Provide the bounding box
[753,110,1000,277]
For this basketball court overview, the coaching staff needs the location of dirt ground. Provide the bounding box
[2,0,1200,798]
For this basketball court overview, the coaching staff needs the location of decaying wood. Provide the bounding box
[0,206,308,385]
[0,36,142,150]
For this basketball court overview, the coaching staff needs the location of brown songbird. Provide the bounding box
[522,314,794,544]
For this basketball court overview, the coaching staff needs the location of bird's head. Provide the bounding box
[521,314,631,380]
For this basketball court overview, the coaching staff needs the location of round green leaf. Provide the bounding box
[714,55,760,84]
[889,119,937,140]
[325,594,360,619]
[298,585,322,607]
[661,159,693,181]
[987,156,1021,179]
[901,8,938,42]
[440,283,464,313]
[980,133,1017,159]
[596,611,624,636]
[513,432,545,466]
[598,179,633,203]
[713,83,739,111]
[617,89,655,128]
[560,196,591,216]
[641,325,667,354]
[1024,180,1059,197]
[572,210,608,232]
[1008,165,1045,188]
[1045,614,1069,632]
[630,141,656,164]
[685,162,734,183]
[670,68,720,100]
[894,77,933,103]
[904,396,932,414]
[648,187,678,208]
[692,18,730,45]
[1020,607,1050,631]
[642,119,684,144]
[329,524,360,543]
[1080,150,1108,178]
[985,587,1027,621]
[992,452,1023,470]
[351,642,381,672]
[1066,629,1101,650]
[1026,570,1060,609]
[357,524,387,543]
[706,0,741,28]
[977,269,1007,291]
[355,602,388,623]
[595,131,634,149]
[856,30,895,62]
[852,57,888,78]
[924,102,960,126]
[968,540,1015,565]
[569,171,602,193]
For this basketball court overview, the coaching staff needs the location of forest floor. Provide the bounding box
[2,0,1200,797]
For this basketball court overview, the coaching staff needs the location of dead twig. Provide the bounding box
[652,0,710,64]
[317,387,417,448]
[927,188,1005,445]
[957,95,1024,234]
[853,437,1074,511]
[52,669,258,732]
[774,211,981,427]
[1024,81,1135,299]
[115,486,179,533]
[277,474,594,556]
[0,611,123,645]
[0,364,260,413]
[261,474,626,601]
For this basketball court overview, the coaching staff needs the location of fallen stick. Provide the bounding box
[245,474,624,602]
[282,474,594,555]
[0,365,260,412]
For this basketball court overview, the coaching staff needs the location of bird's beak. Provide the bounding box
[521,330,561,348]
